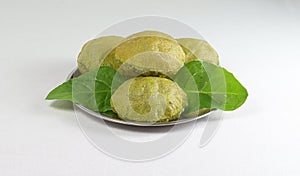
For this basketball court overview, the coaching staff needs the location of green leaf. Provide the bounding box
[46,80,73,101]
[174,61,248,112]
[46,66,125,112]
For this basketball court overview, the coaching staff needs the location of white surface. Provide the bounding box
[1,0,300,175]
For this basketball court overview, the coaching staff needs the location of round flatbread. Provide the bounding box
[177,38,219,65]
[77,36,124,73]
[103,31,185,77]
[111,77,187,122]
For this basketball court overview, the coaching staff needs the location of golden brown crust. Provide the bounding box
[177,38,219,65]
[111,77,187,122]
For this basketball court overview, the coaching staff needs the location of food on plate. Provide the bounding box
[110,77,187,122]
[46,30,248,124]
[177,38,219,65]
[77,36,124,73]
[102,31,185,77]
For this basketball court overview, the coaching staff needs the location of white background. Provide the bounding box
[1,0,300,175]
